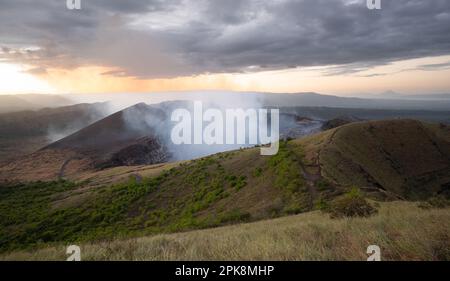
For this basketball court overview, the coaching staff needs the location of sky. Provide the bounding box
[0,0,450,96]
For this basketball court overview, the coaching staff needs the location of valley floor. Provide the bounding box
[2,201,449,261]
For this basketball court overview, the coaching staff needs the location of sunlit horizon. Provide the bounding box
[2,54,450,97]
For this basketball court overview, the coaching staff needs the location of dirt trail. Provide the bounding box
[58,157,83,179]
[300,164,320,210]
[289,144,322,210]
[315,127,342,184]
[296,127,342,209]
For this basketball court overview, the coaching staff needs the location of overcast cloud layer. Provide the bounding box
[1,0,450,78]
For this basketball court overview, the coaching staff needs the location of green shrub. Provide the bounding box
[327,187,378,218]
[253,167,263,177]
[315,178,332,191]
[314,198,330,211]
[218,209,251,224]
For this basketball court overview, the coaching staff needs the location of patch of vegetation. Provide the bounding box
[0,152,257,252]
[283,198,309,215]
[0,176,172,252]
[217,209,251,224]
[315,178,333,191]
[269,141,305,193]
[228,175,247,191]
[314,197,330,211]
[0,180,79,251]
[253,167,263,177]
[326,187,378,219]
[266,141,312,215]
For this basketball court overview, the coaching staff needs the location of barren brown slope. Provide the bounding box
[45,103,164,156]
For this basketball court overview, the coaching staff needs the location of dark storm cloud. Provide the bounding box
[1,0,450,78]
[417,61,450,71]
[89,0,171,13]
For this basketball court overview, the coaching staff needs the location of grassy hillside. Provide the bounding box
[0,119,449,256]
[314,120,450,199]
[0,142,319,252]
[1,202,449,261]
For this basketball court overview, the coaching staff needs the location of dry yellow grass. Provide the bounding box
[2,201,449,261]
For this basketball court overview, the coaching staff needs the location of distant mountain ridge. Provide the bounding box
[3,92,450,114]
[0,102,110,164]
[353,91,450,100]
[0,94,74,113]
[259,92,450,110]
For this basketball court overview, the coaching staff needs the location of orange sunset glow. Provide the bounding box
[4,54,449,95]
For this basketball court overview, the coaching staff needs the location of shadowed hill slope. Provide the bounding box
[45,103,169,162]
[0,103,171,181]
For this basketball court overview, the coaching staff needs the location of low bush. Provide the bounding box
[218,209,251,224]
[326,187,378,218]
